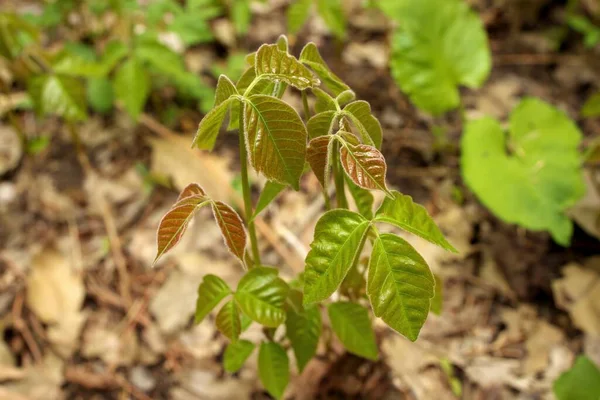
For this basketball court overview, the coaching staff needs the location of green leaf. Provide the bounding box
[231,0,251,34]
[253,181,286,220]
[235,266,289,327]
[300,43,349,95]
[100,40,129,73]
[255,44,320,90]
[216,300,241,341]
[287,0,312,35]
[154,194,210,264]
[582,92,600,118]
[374,190,457,252]
[211,201,247,264]
[276,35,289,52]
[243,94,307,189]
[0,13,39,60]
[315,0,346,39]
[343,100,382,148]
[215,75,238,106]
[87,77,114,114]
[328,302,377,360]
[336,90,356,107]
[286,305,322,372]
[388,0,491,114]
[27,74,86,121]
[312,87,337,113]
[339,142,389,193]
[553,356,600,400]
[461,98,585,246]
[114,57,150,119]
[195,274,232,324]
[223,339,255,373]
[430,274,443,316]
[307,135,333,189]
[193,97,237,150]
[367,233,434,341]
[346,177,374,219]
[304,210,371,305]
[258,342,290,400]
[53,55,106,78]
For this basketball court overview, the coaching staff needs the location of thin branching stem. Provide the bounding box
[238,106,261,266]
[332,141,348,209]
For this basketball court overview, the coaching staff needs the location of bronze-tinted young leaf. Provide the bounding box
[304,210,371,305]
[300,43,349,95]
[312,87,337,113]
[367,233,434,341]
[255,44,319,90]
[307,111,337,139]
[244,95,307,190]
[307,136,332,188]
[192,97,237,150]
[154,196,210,264]
[346,177,374,219]
[176,183,206,201]
[228,68,274,131]
[343,101,383,148]
[339,142,389,194]
[215,75,238,106]
[216,300,241,341]
[374,191,458,252]
[195,274,232,324]
[211,201,247,264]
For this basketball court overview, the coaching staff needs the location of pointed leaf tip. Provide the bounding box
[339,142,389,194]
[211,201,247,264]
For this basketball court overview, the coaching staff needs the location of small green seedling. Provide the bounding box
[154,36,455,399]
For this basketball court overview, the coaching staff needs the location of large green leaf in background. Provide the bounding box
[367,233,434,341]
[286,304,322,372]
[234,267,289,327]
[386,0,491,115]
[114,57,150,119]
[28,74,86,121]
[304,210,371,305]
[287,0,312,35]
[328,302,377,360]
[553,356,600,400]
[258,342,289,400]
[461,98,585,246]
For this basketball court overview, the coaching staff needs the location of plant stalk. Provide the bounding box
[302,90,310,119]
[238,107,261,266]
[332,141,348,209]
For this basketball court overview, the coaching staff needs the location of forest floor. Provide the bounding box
[1,0,600,399]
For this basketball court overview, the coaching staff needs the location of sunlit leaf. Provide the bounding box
[244,94,307,189]
[339,142,389,194]
[315,0,346,39]
[195,274,232,323]
[307,136,333,188]
[114,57,150,119]
[216,300,241,341]
[235,266,289,327]
[368,233,434,341]
[223,339,255,373]
[287,0,312,35]
[343,100,382,148]
[386,0,491,114]
[193,97,237,150]
[211,201,247,264]
[255,44,320,90]
[28,74,86,121]
[300,43,349,95]
[304,210,371,305]
[553,356,600,400]
[215,75,238,106]
[307,110,336,139]
[253,181,286,220]
[177,183,207,201]
[328,302,377,360]
[312,87,337,113]
[286,305,321,372]
[461,98,585,246]
[346,177,374,219]
[258,342,290,400]
[374,190,457,252]
[154,195,210,264]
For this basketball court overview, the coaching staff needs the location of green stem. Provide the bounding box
[332,141,348,209]
[238,106,261,267]
[302,90,310,119]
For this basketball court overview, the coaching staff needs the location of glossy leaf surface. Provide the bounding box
[235,267,289,327]
[328,302,377,360]
[374,190,457,252]
[368,233,434,341]
[339,143,389,193]
[304,210,370,305]
[195,274,232,324]
[258,342,290,400]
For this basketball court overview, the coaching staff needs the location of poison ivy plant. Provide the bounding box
[380,0,491,115]
[154,36,455,398]
[461,98,585,246]
[286,0,347,39]
[582,92,600,118]
[553,356,600,400]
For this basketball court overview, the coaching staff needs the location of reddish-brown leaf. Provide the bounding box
[307,136,332,188]
[339,143,389,193]
[211,201,247,264]
[154,197,209,264]
[177,183,206,201]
